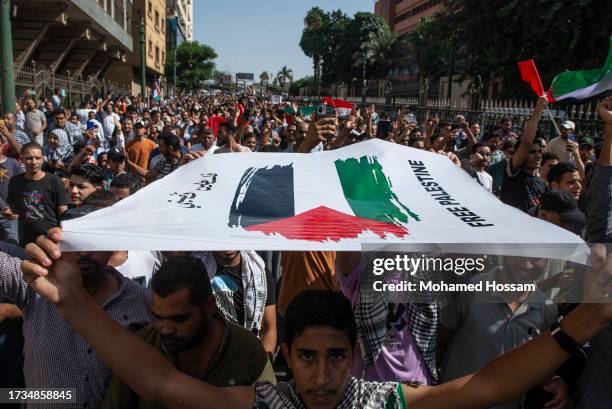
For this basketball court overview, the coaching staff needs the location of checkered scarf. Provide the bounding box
[356,254,439,382]
[196,251,267,332]
[254,378,401,409]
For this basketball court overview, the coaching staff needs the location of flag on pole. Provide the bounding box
[518,59,546,96]
[152,78,162,102]
[547,35,612,102]
[322,97,354,117]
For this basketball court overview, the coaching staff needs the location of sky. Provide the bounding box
[193,0,375,81]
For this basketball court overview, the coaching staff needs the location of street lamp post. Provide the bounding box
[0,0,16,114]
[139,12,147,107]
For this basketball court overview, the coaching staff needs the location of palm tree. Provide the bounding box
[277,66,294,91]
[259,71,270,88]
[300,7,327,90]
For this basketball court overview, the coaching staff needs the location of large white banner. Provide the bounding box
[61,140,588,262]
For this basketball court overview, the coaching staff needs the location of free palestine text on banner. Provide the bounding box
[61,140,588,262]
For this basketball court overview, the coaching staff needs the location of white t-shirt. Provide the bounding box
[476,170,493,192]
[190,143,218,153]
[115,251,158,287]
[101,112,119,139]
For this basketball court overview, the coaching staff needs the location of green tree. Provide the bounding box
[427,0,612,98]
[174,41,217,91]
[337,12,392,83]
[289,76,314,96]
[277,66,294,91]
[259,71,270,87]
[299,7,329,89]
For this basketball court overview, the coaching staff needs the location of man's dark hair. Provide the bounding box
[285,290,357,349]
[500,117,511,124]
[218,121,236,134]
[72,141,87,153]
[20,142,43,155]
[159,131,181,151]
[541,152,559,166]
[151,256,212,305]
[53,109,66,117]
[110,173,143,194]
[72,164,105,187]
[438,121,451,128]
[83,190,118,208]
[547,162,577,185]
[502,139,517,151]
[471,142,487,155]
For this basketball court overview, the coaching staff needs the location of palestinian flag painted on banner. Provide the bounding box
[228,155,419,242]
[547,35,612,102]
[322,97,354,117]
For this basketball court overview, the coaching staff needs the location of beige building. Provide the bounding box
[107,0,166,97]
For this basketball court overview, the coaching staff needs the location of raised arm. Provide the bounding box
[405,244,612,409]
[511,96,547,172]
[22,229,256,409]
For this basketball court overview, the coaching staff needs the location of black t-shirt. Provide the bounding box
[7,172,70,246]
[215,262,276,326]
[500,162,548,215]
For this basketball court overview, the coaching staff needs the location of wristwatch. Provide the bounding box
[551,324,586,359]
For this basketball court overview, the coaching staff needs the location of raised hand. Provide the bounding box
[22,228,83,306]
[597,96,612,124]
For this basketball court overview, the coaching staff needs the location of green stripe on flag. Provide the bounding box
[335,156,420,225]
[550,36,612,101]
[299,106,316,117]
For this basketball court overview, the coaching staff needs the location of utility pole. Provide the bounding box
[361,57,367,104]
[0,0,16,114]
[139,11,147,107]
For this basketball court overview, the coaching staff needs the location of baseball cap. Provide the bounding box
[579,136,594,147]
[560,120,576,130]
[540,190,585,223]
[107,147,126,161]
[86,120,99,131]
[133,120,145,129]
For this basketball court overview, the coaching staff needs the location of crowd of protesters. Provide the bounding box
[0,87,611,409]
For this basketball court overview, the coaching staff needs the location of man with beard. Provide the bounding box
[101,256,275,409]
[7,142,69,246]
[438,255,566,409]
[500,97,548,215]
[215,122,251,153]
[465,143,493,192]
[0,228,150,408]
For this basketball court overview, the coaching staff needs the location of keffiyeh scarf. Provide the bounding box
[356,253,440,382]
[196,250,267,332]
[254,378,402,409]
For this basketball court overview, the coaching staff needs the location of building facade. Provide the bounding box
[106,0,166,97]
[375,0,442,35]
[10,0,133,79]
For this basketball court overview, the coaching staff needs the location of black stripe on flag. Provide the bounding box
[228,164,295,228]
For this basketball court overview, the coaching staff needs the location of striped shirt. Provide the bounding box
[0,252,152,408]
[153,155,181,180]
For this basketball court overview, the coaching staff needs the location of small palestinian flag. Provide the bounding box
[547,35,612,102]
[228,155,419,242]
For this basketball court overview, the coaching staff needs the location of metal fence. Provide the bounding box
[297,95,606,143]
[9,62,131,111]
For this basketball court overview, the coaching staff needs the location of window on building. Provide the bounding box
[148,40,153,56]
[148,1,152,17]
[155,10,159,28]
[162,51,165,62]
[155,46,160,63]
[161,19,165,31]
